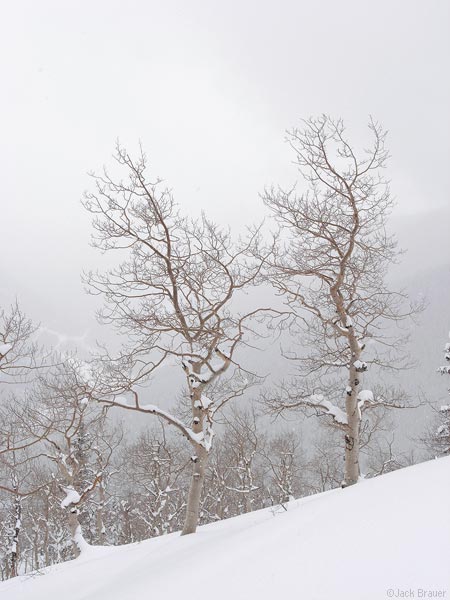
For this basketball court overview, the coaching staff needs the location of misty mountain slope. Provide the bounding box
[2,456,449,600]
[386,262,450,447]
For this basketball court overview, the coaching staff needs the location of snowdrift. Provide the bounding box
[1,456,449,600]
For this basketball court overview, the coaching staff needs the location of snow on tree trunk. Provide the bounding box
[61,488,89,556]
[343,360,362,487]
[9,492,21,578]
[182,444,208,535]
[182,363,209,536]
[96,481,107,544]
[67,508,89,557]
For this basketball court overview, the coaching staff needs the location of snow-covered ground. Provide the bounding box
[2,457,449,600]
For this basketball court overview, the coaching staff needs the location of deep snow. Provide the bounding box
[1,456,449,600]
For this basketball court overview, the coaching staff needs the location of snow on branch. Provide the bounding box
[100,395,213,450]
[263,389,349,427]
[438,338,450,374]
[307,394,348,426]
[60,487,81,509]
[181,347,232,389]
[357,388,409,413]
[353,360,368,373]
[264,384,410,429]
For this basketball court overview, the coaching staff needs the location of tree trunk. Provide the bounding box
[96,481,107,545]
[9,493,21,578]
[182,363,209,535]
[343,362,361,487]
[182,444,208,535]
[43,493,50,567]
[67,508,89,556]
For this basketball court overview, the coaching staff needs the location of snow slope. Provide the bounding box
[2,457,449,600]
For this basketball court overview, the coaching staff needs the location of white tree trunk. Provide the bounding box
[9,493,21,578]
[67,508,89,556]
[181,444,208,535]
[181,364,209,535]
[96,482,107,544]
[343,362,362,487]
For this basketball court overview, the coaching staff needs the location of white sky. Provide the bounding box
[1,0,449,336]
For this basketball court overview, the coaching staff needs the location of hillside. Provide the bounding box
[1,456,449,600]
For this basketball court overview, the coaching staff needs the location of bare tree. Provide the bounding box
[23,363,119,556]
[426,333,450,456]
[0,303,54,499]
[118,426,188,537]
[82,145,269,534]
[222,408,266,514]
[0,397,54,498]
[262,116,421,486]
[201,438,233,522]
[306,429,343,493]
[0,302,43,385]
[3,455,24,578]
[0,430,55,578]
[365,433,410,478]
[261,429,304,505]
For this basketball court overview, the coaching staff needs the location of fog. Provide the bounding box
[1,0,449,398]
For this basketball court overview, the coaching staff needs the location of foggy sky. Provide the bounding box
[1,0,449,341]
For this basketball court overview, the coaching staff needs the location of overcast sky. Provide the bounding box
[1,0,449,340]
